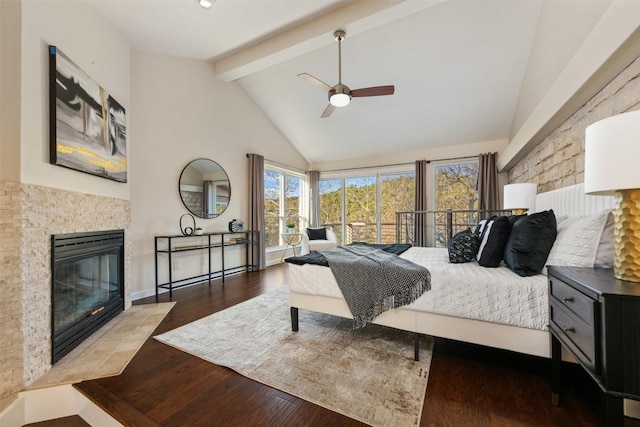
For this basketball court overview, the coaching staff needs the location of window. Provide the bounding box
[264,165,307,250]
[433,161,479,247]
[345,176,376,243]
[319,179,342,243]
[319,168,415,245]
[380,173,415,243]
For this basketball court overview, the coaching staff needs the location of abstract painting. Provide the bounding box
[49,45,127,182]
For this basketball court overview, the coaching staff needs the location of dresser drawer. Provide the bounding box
[549,276,594,327]
[550,301,597,373]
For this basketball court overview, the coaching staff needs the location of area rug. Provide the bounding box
[154,287,433,427]
[29,302,175,389]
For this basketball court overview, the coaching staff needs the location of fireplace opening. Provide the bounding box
[51,230,124,364]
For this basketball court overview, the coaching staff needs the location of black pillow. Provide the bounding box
[306,227,327,240]
[448,229,480,263]
[504,210,557,277]
[507,214,526,226]
[477,216,511,267]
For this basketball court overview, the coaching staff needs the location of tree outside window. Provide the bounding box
[264,166,306,250]
[319,179,342,243]
[380,173,415,243]
[319,171,415,245]
[264,170,281,248]
[433,162,479,247]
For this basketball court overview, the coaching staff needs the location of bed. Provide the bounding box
[287,183,615,359]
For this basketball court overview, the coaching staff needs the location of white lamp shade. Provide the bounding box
[585,110,640,195]
[504,183,537,210]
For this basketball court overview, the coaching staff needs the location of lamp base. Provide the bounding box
[511,209,528,216]
[613,189,640,283]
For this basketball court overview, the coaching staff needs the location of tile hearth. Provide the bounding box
[28,302,174,389]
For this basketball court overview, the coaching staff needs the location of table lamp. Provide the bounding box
[585,110,640,282]
[504,183,538,215]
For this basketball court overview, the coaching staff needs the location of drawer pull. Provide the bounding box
[562,326,575,333]
[561,297,574,303]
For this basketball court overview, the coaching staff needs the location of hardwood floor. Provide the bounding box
[68,264,633,426]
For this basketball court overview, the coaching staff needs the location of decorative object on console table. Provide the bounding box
[503,183,537,215]
[229,219,244,232]
[48,46,127,183]
[547,266,640,426]
[179,214,196,236]
[228,237,248,244]
[194,227,203,235]
[585,110,640,282]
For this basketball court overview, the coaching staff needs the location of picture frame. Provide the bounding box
[49,45,127,183]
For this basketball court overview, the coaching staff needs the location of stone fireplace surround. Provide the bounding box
[0,181,131,399]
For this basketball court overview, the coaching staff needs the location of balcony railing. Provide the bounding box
[321,222,397,245]
[395,209,513,247]
[267,209,512,250]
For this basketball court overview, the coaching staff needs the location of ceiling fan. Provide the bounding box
[298,30,395,118]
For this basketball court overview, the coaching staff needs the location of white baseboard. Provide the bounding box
[131,287,165,301]
[0,385,121,426]
[132,267,266,302]
[626,399,640,419]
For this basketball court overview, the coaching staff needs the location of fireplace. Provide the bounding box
[51,230,124,364]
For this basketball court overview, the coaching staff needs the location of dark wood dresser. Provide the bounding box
[548,266,640,425]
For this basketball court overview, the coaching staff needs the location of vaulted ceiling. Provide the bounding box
[85,0,626,168]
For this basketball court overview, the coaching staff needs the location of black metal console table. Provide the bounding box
[155,230,259,300]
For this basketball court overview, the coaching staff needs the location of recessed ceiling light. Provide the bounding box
[199,0,213,9]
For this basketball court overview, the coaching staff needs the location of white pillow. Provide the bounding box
[594,211,614,268]
[544,210,610,273]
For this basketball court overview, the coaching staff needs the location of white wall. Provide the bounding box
[0,0,22,182]
[510,0,611,137]
[312,138,507,171]
[129,51,308,297]
[500,0,640,171]
[20,0,130,200]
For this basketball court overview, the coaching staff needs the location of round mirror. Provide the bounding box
[179,159,231,219]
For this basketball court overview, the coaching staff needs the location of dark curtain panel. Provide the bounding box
[478,152,500,215]
[248,153,266,270]
[414,160,428,247]
[308,170,320,228]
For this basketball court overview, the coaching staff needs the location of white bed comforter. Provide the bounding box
[288,247,549,331]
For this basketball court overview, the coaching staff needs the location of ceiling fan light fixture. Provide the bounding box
[198,0,213,9]
[329,92,351,107]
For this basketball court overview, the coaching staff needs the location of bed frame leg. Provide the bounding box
[291,307,299,332]
[414,333,420,361]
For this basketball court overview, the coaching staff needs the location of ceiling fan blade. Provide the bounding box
[321,104,336,118]
[351,85,395,97]
[298,73,333,91]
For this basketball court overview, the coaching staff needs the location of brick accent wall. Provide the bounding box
[0,182,131,397]
[509,55,640,191]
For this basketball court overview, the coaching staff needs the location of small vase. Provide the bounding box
[195,230,203,235]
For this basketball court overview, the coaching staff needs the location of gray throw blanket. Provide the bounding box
[321,245,431,329]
